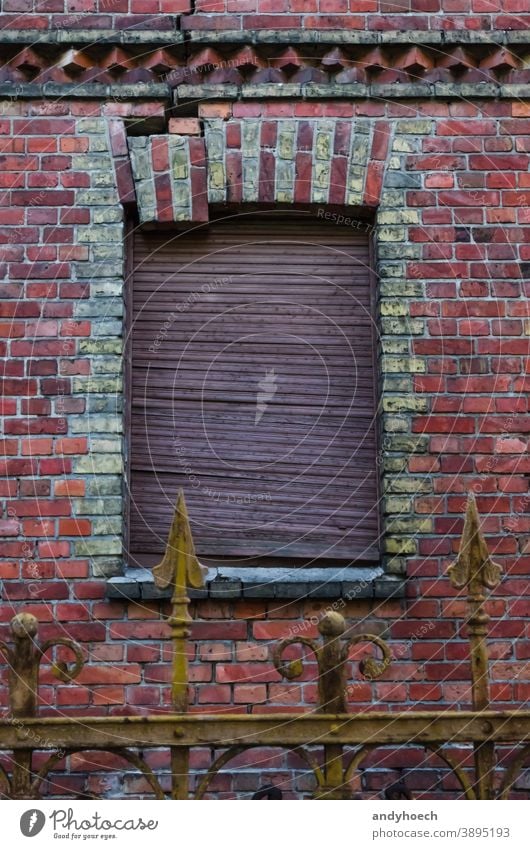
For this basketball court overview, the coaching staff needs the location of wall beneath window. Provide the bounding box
[1,5,530,798]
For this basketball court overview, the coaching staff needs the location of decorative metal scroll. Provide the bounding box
[0,491,529,801]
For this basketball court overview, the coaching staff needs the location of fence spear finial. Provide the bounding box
[448,492,502,593]
[153,490,206,712]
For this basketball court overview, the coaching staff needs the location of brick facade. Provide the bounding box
[1,3,530,798]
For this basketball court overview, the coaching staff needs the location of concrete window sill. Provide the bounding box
[106,565,406,601]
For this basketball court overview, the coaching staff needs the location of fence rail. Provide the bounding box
[1,492,529,799]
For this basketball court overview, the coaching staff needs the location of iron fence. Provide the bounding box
[0,492,529,799]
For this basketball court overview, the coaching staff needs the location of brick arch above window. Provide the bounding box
[124,117,391,224]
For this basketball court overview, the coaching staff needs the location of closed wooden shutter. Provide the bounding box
[128,214,379,567]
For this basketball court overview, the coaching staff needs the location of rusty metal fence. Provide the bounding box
[1,492,529,800]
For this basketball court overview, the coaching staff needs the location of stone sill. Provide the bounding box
[106,565,406,602]
[1,29,529,47]
[176,82,512,101]
[2,81,524,102]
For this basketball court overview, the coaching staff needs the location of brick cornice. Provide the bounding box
[2,33,530,96]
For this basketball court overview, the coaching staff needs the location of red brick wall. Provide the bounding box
[2,0,530,32]
[1,91,529,795]
[1,0,530,797]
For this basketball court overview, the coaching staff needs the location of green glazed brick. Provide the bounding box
[76,190,122,207]
[73,262,123,280]
[378,244,421,260]
[383,496,412,514]
[381,356,425,373]
[73,497,123,514]
[392,137,420,154]
[74,299,122,318]
[384,537,417,554]
[381,317,424,335]
[382,376,413,393]
[171,146,189,181]
[92,516,122,535]
[382,456,409,472]
[379,189,406,208]
[315,131,332,161]
[91,320,123,336]
[313,161,330,189]
[93,208,123,224]
[385,557,407,575]
[379,280,423,297]
[74,455,123,474]
[91,357,123,375]
[73,376,122,394]
[86,396,121,413]
[277,124,296,160]
[243,120,260,156]
[91,557,123,578]
[77,224,123,244]
[242,158,259,203]
[89,136,109,152]
[388,516,434,534]
[74,538,122,556]
[92,171,116,188]
[91,279,123,298]
[90,246,124,263]
[378,209,421,225]
[85,476,123,496]
[77,118,107,134]
[380,300,409,316]
[90,436,123,453]
[380,339,410,354]
[71,415,122,433]
[383,396,428,413]
[208,161,226,190]
[275,159,294,203]
[396,119,433,134]
[381,415,409,433]
[135,178,156,208]
[377,262,405,279]
[386,478,432,494]
[205,128,224,160]
[129,142,151,181]
[386,435,429,453]
[350,133,370,167]
[172,180,190,209]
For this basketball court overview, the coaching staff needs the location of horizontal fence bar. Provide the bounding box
[1,711,530,750]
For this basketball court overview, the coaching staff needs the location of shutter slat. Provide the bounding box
[129,216,379,565]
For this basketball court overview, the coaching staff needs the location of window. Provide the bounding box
[126,213,379,568]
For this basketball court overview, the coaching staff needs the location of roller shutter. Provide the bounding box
[128,213,379,567]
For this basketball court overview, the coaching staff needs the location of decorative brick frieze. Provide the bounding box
[3,34,530,95]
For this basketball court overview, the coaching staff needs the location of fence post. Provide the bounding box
[5,614,39,799]
[448,493,502,800]
[153,489,206,798]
